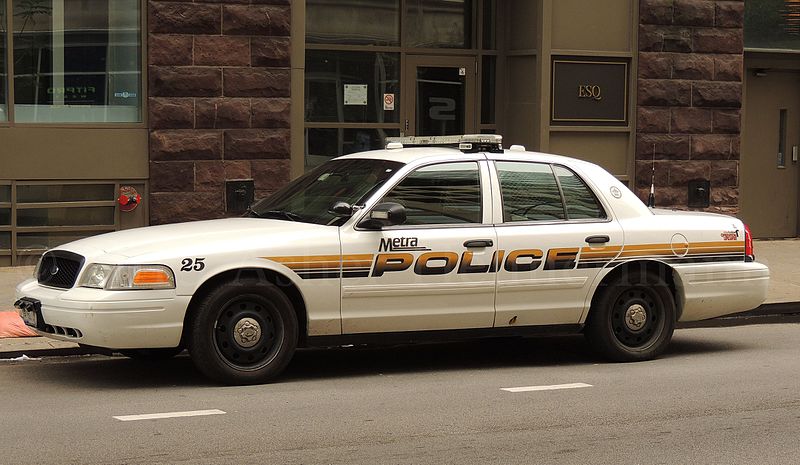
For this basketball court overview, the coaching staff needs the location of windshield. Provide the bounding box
[249,158,404,225]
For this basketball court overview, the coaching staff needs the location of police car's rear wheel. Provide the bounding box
[189,281,298,385]
[585,270,675,362]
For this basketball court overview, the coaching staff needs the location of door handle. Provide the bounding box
[464,239,493,248]
[585,235,610,244]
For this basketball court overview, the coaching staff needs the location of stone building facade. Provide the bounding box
[4,0,799,265]
[147,0,293,224]
[637,0,744,214]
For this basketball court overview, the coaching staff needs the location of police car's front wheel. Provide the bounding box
[585,270,675,362]
[188,280,298,385]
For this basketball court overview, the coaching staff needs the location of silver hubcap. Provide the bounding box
[624,304,648,332]
[233,318,262,348]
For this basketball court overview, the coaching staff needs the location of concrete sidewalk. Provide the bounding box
[1,239,799,358]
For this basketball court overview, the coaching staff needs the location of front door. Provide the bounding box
[340,158,497,334]
[741,70,800,238]
[403,56,476,136]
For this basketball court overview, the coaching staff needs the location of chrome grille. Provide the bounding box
[37,251,84,289]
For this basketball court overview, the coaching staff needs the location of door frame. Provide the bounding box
[402,55,478,136]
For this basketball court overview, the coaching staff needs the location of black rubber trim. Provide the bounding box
[306,324,583,348]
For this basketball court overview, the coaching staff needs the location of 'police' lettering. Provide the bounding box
[458,251,491,274]
[503,249,544,272]
[414,252,459,276]
[372,253,414,277]
[544,248,579,270]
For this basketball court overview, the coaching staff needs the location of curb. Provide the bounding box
[0,344,97,360]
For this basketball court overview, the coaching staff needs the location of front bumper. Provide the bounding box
[14,278,191,349]
[673,261,770,322]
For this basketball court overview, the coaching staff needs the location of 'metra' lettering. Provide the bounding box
[379,237,419,252]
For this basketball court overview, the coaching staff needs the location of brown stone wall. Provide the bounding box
[148,0,291,224]
[637,0,744,213]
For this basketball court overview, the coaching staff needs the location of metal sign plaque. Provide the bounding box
[551,57,629,126]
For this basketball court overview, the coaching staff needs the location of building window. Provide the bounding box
[2,0,141,123]
[306,0,400,46]
[306,51,400,124]
[745,0,800,50]
[304,0,497,169]
[404,0,473,49]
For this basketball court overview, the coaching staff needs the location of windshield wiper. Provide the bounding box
[255,209,303,222]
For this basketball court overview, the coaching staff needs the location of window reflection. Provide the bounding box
[306,51,400,124]
[306,0,400,46]
[305,128,400,168]
[552,165,606,220]
[405,0,472,49]
[497,162,566,222]
[12,0,141,123]
[382,162,482,225]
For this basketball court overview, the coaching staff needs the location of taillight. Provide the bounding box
[744,224,754,262]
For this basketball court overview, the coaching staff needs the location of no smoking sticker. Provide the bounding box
[383,93,395,111]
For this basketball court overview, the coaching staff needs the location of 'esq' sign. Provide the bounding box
[551,58,628,126]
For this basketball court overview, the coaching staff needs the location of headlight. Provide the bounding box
[79,264,175,290]
[79,264,116,288]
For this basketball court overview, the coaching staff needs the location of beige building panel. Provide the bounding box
[548,132,629,176]
[505,0,539,51]
[0,128,148,180]
[504,55,539,149]
[505,103,539,150]
[551,0,632,52]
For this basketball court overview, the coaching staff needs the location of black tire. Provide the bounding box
[585,270,676,362]
[119,347,184,361]
[188,280,298,385]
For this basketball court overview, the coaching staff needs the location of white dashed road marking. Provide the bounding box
[501,383,593,393]
[113,409,226,421]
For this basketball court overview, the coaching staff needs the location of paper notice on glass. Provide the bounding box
[344,84,368,105]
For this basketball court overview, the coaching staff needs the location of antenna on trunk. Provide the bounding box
[647,151,656,208]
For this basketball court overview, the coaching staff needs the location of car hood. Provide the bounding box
[57,218,333,260]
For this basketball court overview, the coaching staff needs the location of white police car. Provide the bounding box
[15,135,769,384]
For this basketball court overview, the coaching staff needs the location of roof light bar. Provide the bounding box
[385,134,504,153]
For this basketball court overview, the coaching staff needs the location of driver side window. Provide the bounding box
[380,162,482,225]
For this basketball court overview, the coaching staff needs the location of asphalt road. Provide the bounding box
[1,324,799,465]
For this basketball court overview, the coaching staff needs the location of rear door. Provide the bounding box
[489,160,623,327]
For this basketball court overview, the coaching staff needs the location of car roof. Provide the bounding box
[334,146,589,167]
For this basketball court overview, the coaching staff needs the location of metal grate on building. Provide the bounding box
[0,180,147,267]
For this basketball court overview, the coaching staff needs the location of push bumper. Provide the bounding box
[14,278,191,349]
[673,261,770,322]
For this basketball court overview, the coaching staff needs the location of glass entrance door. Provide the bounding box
[404,56,476,136]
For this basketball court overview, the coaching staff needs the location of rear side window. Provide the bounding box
[381,162,482,225]
[496,162,565,222]
[552,165,606,220]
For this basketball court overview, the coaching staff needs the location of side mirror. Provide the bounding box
[329,201,353,217]
[358,202,407,229]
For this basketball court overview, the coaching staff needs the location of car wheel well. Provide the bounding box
[181,268,308,348]
[590,260,681,321]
